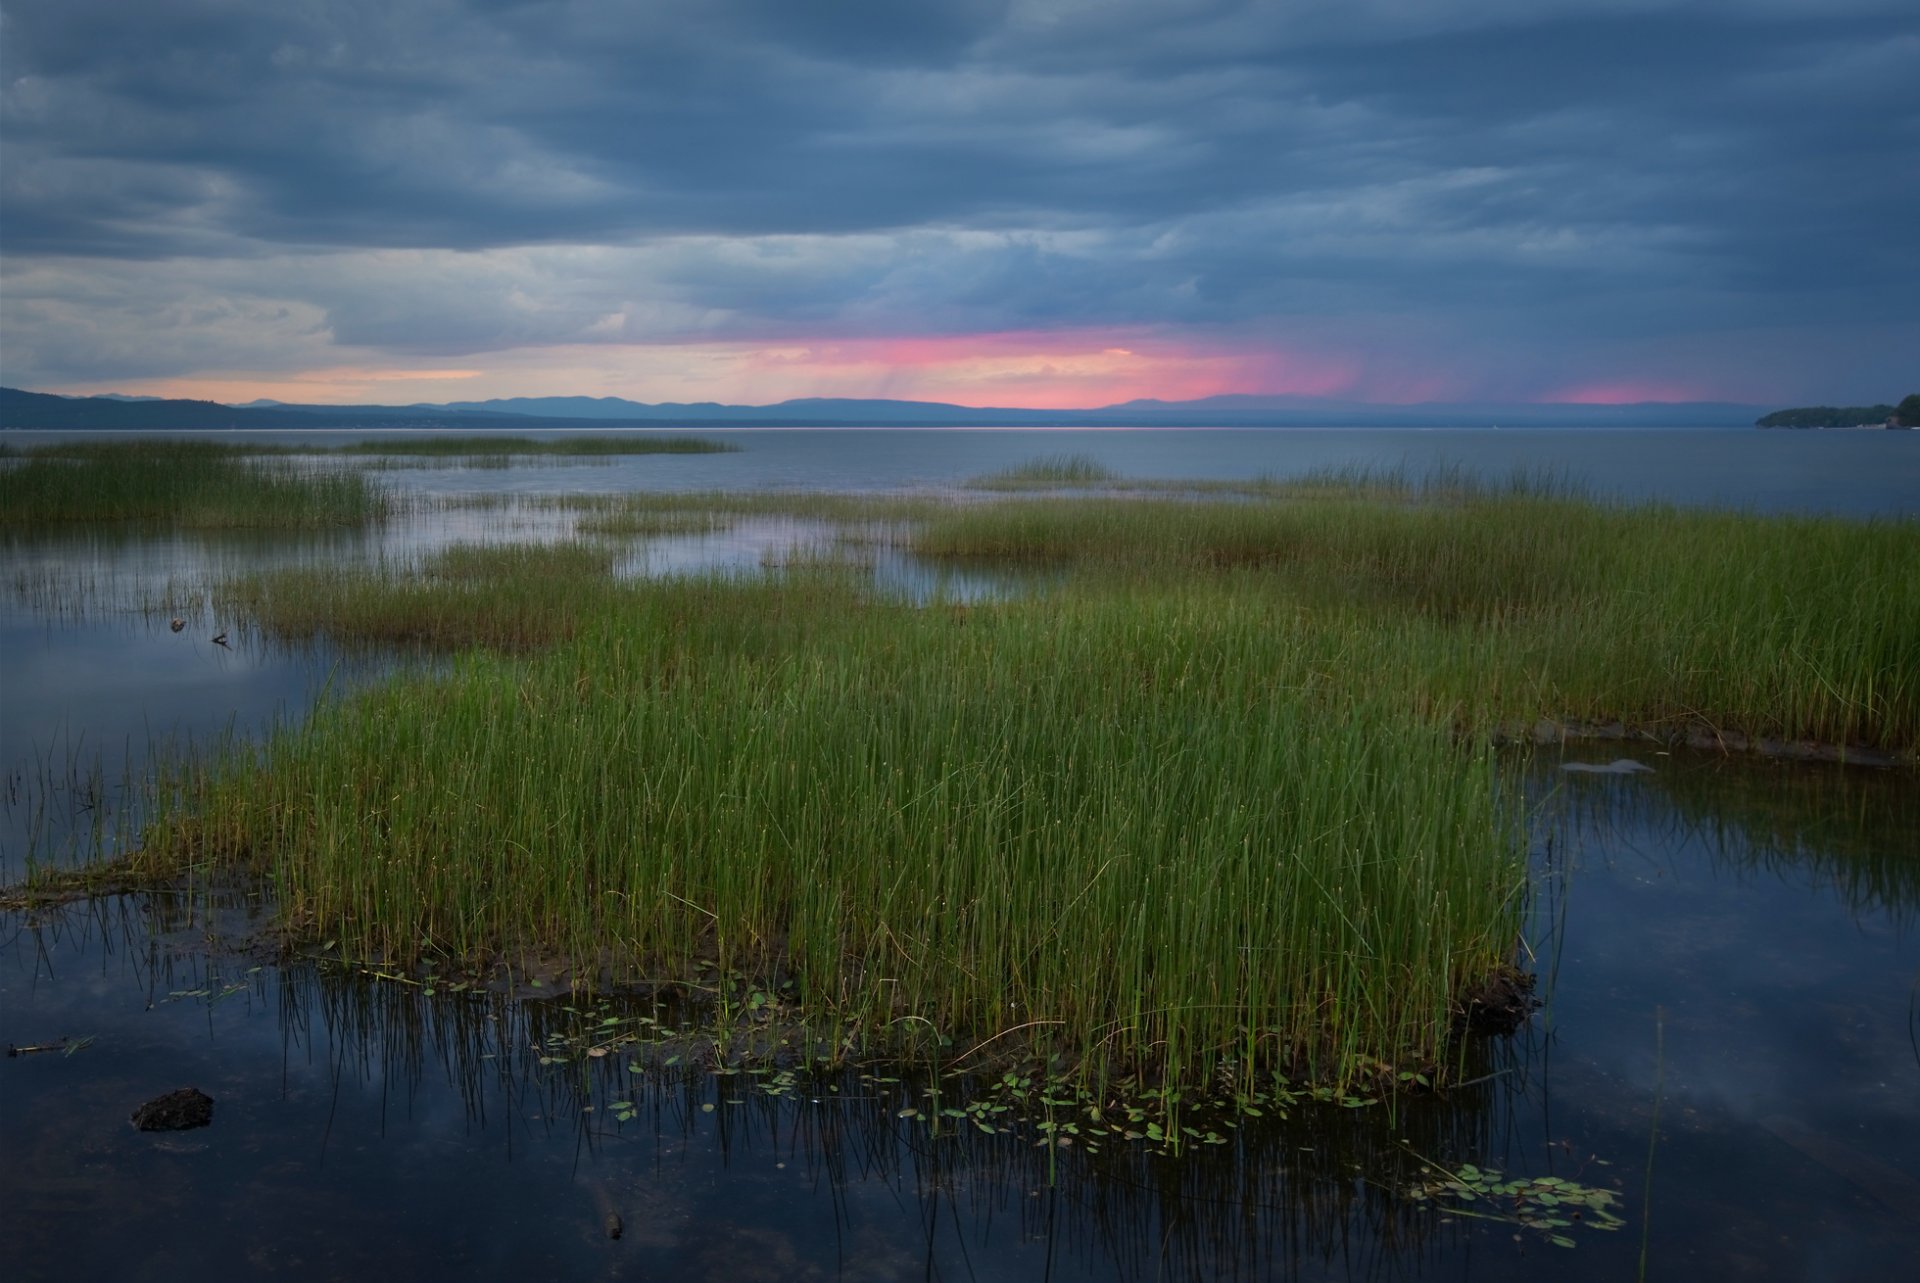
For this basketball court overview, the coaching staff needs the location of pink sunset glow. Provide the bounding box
[1546,380,1712,406]
[736,331,1362,409]
[58,331,1402,410]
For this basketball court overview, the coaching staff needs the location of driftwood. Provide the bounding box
[5,1036,93,1057]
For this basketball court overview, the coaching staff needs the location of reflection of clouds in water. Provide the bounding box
[614,517,839,580]
[867,545,1045,606]
[1525,751,1920,1149]
[607,516,1046,605]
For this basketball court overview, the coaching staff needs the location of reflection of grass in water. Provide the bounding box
[0,441,386,528]
[1545,755,1920,926]
[136,568,1525,1095]
[256,939,1521,1268]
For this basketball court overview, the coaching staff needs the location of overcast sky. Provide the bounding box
[2,0,1914,408]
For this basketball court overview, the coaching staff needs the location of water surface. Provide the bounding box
[2,433,1915,1280]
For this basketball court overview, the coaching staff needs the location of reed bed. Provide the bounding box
[0,440,386,527]
[968,453,1121,489]
[914,494,1920,752]
[137,571,1523,1092]
[217,541,621,652]
[109,478,1918,1097]
[962,457,1586,501]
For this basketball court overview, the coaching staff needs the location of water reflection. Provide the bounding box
[1,507,1040,877]
[1539,748,1920,926]
[5,738,1918,1279]
[4,478,1917,1276]
[3,889,1527,1282]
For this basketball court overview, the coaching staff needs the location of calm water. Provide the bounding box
[7,425,1919,515]
[2,430,1916,1280]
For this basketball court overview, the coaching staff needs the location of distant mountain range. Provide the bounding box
[1,385,1770,430]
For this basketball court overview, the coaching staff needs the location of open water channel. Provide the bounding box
[3,429,1916,1281]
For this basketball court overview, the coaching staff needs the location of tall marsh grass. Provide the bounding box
[915,494,1920,751]
[109,478,1919,1097]
[218,541,621,652]
[968,454,1121,489]
[0,440,385,527]
[138,573,1524,1091]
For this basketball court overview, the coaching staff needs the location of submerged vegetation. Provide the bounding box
[22,451,1919,1101]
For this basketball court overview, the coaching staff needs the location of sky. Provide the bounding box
[2,0,1915,410]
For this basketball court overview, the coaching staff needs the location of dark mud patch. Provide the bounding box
[1454,968,1538,1036]
[1495,718,1912,767]
[131,1088,213,1132]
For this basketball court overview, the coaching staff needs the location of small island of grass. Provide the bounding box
[63,461,1913,1108]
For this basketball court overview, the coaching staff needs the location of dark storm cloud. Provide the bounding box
[2,0,1914,396]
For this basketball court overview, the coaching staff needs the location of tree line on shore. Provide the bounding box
[1757,393,1920,428]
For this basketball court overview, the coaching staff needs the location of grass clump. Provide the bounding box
[219,541,620,652]
[968,454,1121,489]
[0,440,385,527]
[107,475,1920,1102]
[915,492,1920,752]
[136,572,1525,1095]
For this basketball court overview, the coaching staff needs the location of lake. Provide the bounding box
[2,427,1916,1280]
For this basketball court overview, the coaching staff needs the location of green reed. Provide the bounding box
[915,493,1920,752]
[0,440,385,527]
[968,453,1121,489]
[109,480,1918,1098]
[136,569,1524,1092]
[217,541,622,652]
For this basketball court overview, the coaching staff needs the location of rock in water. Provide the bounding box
[605,1212,623,1241]
[131,1088,214,1131]
[1455,970,1539,1035]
